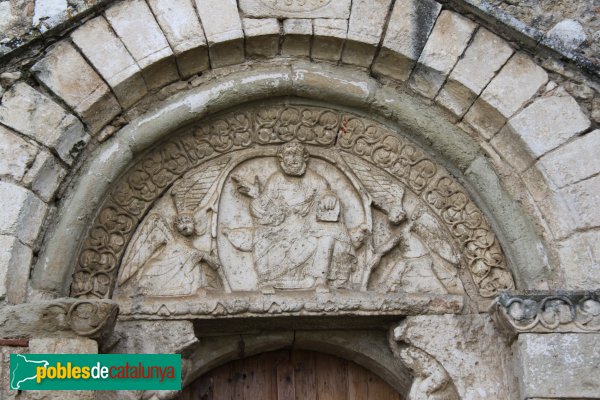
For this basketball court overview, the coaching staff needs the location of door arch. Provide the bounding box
[182,350,404,400]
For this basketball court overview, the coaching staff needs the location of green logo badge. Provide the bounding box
[10,354,181,390]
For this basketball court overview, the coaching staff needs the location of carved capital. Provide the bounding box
[0,298,118,343]
[490,291,600,336]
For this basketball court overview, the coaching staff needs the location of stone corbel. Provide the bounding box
[0,298,118,344]
[489,291,600,338]
[390,323,460,400]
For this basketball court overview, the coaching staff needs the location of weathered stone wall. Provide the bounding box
[0,1,598,399]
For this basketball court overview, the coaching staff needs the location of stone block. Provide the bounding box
[521,166,576,240]
[342,0,392,67]
[110,320,196,354]
[0,235,32,303]
[0,83,89,164]
[557,231,600,290]
[372,0,441,81]
[22,149,67,202]
[71,16,148,108]
[31,42,122,134]
[0,125,38,181]
[239,0,351,19]
[394,315,519,400]
[0,182,47,246]
[312,19,347,62]
[281,18,312,57]
[29,337,98,354]
[409,11,477,99]
[195,0,245,68]
[516,333,600,399]
[560,174,600,230]
[436,28,513,117]
[148,0,209,77]
[243,18,280,58]
[464,52,548,139]
[106,0,179,89]
[538,129,600,189]
[504,89,590,159]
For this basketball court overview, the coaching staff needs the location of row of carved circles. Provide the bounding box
[503,295,600,331]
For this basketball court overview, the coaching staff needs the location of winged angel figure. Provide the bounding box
[343,155,463,294]
[118,157,232,296]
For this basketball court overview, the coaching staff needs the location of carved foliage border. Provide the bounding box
[71,105,514,299]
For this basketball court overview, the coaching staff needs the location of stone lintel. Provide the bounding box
[116,292,466,320]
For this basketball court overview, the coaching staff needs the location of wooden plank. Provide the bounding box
[276,359,296,400]
[315,352,348,400]
[292,351,317,400]
[366,369,401,400]
[347,360,368,400]
[212,361,236,400]
[240,353,265,400]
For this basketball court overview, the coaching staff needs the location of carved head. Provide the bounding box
[277,142,309,176]
[175,214,195,237]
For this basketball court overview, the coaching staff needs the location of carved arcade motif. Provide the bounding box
[71,104,514,307]
[491,291,600,335]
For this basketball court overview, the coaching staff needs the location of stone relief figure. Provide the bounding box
[225,143,360,292]
[344,155,463,295]
[117,158,232,296]
[398,346,460,400]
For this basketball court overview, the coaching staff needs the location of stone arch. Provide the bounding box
[0,1,592,303]
[26,68,542,305]
[0,2,599,399]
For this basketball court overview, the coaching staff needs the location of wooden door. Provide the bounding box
[182,350,403,400]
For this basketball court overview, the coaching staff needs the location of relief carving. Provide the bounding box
[259,0,333,12]
[71,104,514,310]
[491,291,600,335]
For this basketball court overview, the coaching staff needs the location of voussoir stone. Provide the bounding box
[282,19,312,57]
[0,82,89,164]
[312,18,347,62]
[239,0,351,19]
[0,125,38,181]
[22,149,67,202]
[409,10,477,99]
[463,52,548,139]
[195,0,245,68]
[0,182,47,247]
[243,18,280,58]
[31,41,122,134]
[493,89,590,172]
[436,28,514,118]
[342,0,392,68]
[105,0,179,89]
[0,235,32,304]
[148,0,209,78]
[71,16,148,108]
[372,0,441,82]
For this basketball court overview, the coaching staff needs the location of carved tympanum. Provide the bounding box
[71,104,514,310]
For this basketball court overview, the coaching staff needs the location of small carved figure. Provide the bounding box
[343,155,462,294]
[118,157,232,296]
[227,143,357,292]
